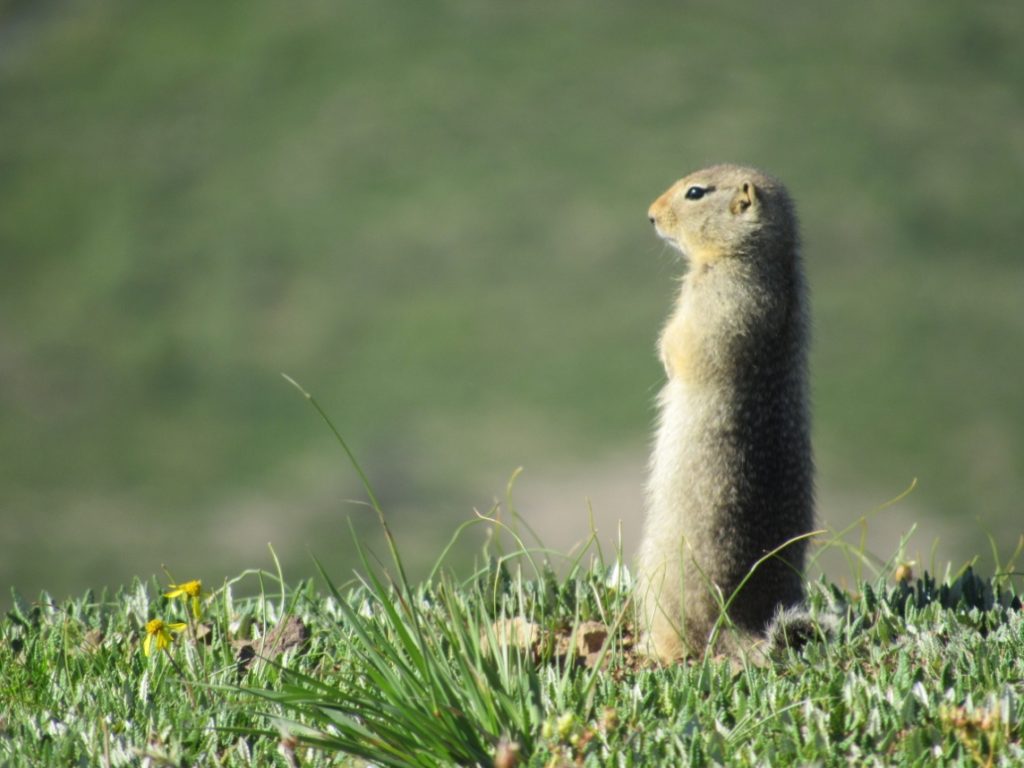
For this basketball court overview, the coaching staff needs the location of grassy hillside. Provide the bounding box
[1,1,1022,601]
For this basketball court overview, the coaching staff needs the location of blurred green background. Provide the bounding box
[2,1,1022,605]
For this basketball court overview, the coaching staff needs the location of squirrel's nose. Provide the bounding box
[648,215,655,224]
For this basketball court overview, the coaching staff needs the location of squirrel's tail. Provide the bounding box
[764,604,840,656]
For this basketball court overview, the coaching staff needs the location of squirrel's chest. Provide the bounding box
[659,304,738,385]
[659,274,768,385]
[658,313,700,381]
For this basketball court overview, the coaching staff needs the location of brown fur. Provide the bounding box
[636,164,814,661]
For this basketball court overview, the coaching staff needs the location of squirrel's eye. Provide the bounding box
[684,186,706,200]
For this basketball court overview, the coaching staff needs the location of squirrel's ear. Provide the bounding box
[730,181,758,215]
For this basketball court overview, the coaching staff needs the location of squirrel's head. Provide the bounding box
[648,164,797,268]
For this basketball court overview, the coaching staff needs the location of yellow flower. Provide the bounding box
[164,579,203,619]
[143,618,186,657]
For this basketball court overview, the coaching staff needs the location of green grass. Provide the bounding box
[3,531,1023,766]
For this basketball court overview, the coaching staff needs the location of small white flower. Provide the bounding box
[606,561,632,591]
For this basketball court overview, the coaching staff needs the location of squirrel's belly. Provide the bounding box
[646,379,729,543]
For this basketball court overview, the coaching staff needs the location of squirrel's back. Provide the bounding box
[637,164,813,661]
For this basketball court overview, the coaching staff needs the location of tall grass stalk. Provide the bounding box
[248,377,554,766]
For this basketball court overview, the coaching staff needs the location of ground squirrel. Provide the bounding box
[636,164,814,661]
